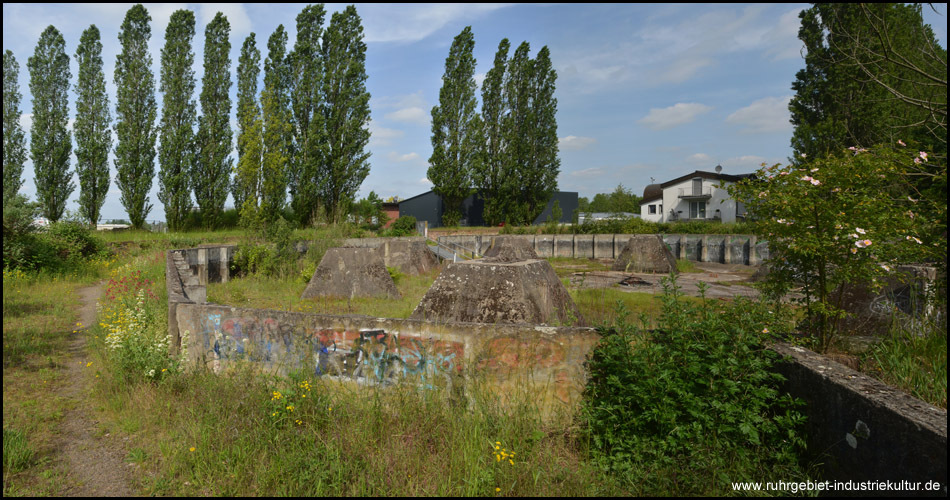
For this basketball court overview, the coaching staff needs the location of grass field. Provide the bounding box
[4,227,944,496]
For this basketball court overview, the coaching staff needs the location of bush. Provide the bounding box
[382,215,417,237]
[582,275,807,493]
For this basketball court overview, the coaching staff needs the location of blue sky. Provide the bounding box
[3,3,947,223]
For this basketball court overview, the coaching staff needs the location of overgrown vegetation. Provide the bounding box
[863,317,947,409]
[582,275,809,495]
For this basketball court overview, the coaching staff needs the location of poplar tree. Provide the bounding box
[521,46,559,222]
[499,41,533,224]
[259,25,291,224]
[235,33,262,216]
[29,25,73,223]
[194,12,233,228]
[114,4,157,229]
[320,5,371,224]
[476,38,509,226]
[74,26,112,227]
[157,10,196,231]
[3,50,28,203]
[289,4,327,226]
[428,26,482,227]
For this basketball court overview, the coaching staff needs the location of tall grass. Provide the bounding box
[863,317,947,408]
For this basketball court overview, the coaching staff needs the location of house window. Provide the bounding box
[649,204,657,214]
[689,201,706,219]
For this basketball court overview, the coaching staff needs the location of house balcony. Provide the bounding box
[677,187,712,200]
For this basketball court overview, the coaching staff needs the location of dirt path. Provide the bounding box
[53,282,137,497]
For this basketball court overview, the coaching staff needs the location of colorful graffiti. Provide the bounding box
[196,314,461,393]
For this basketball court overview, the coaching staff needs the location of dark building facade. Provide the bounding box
[399,190,578,228]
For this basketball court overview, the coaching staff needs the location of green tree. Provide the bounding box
[588,184,641,213]
[114,4,158,229]
[235,33,263,220]
[157,10,197,231]
[428,26,482,227]
[730,145,944,351]
[74,26,112,227]
[499,41,533,224]
[3,50,28,203]
[289,4,328,227]
[520,45,560,222]
[29,25,73,223]
[789,3,945,162]
[497,42,560,225]
[194,12,233,229]
[259,25,291,224]
[476,38,510,226]
[320,5,371,225]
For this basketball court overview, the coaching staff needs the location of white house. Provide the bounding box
[639,166,752,223]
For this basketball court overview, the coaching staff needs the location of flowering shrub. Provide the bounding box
[730,144,945,350]
[97,263,180,382]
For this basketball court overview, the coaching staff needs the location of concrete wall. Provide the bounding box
[165,243,947,491]
[772,343,947,495]
[437,233,768,265]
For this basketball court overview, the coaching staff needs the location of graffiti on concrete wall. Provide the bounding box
[196,313,462,392]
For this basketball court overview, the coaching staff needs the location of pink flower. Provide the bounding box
[897,140,906,146]
[855,239,872,248]
[919,151,928,160]
[810,178,820,186]
[914,157,922,164]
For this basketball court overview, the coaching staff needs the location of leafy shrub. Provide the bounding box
[583,275,806,493]
[382,215,417,237]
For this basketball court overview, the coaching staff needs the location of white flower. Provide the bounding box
[855,239,872,248]
[855,227,866,234]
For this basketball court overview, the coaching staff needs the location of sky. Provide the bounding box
[3,3,947,223]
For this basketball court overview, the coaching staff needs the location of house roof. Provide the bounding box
[639,170,753,205]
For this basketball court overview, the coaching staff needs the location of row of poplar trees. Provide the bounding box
[2,3,371,231]
[428,27,559,227]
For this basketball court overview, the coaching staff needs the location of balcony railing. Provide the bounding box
[677,187,712,199]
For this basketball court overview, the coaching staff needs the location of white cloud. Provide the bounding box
[725,96,792,133]
[385,107,429,125]
[378,91,430,126]
[639,103,712,130]
[368,123,405,147]
[688,153,712,164]
[361,4,510,43]
[569,167,605,177]
[197,4,252,40]
[19,113,33,132]
[419,177,432,185]
[763,8,806,61]
[725,155,768,170]
[387,151,420,162]
[559,135,597,151]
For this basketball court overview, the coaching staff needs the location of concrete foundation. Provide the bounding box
[611,235,678,273]
[481,236,539,262]
[410,259,584,327]
[165,242,947,491]
[301,247,400,300]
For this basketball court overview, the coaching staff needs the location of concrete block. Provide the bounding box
[612,235,677,273]
[411,259,584,326]
[301,247,400,299]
